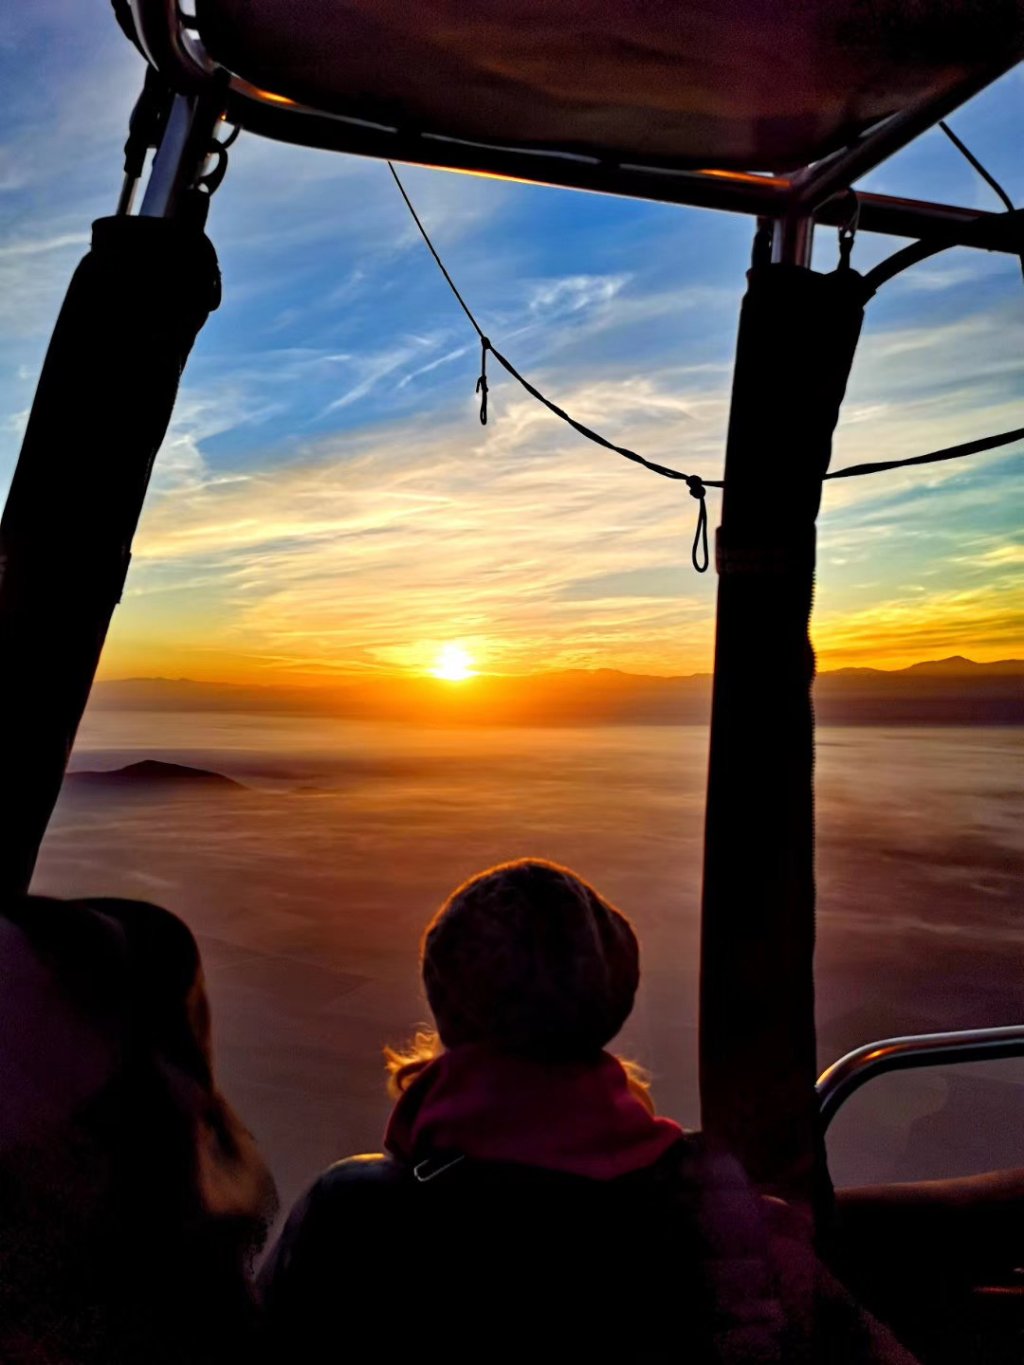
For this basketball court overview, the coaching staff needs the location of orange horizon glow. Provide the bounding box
[93,623,1023,689]
[92,638,1023,691]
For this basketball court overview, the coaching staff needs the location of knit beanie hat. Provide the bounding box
[422,859,640,1060]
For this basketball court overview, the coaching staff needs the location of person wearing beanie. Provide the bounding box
[259,860,920,1365]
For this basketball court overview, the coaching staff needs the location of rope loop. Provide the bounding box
[686,475,710,573]
[476,336,490,425]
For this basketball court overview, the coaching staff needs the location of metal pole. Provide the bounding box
[772,215,815,267]
[699,219,865,1219]
[0,97,223,895]
[139,93,219,219]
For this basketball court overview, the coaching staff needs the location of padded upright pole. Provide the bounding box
[0,216,220,894]
[699,259,865,1215]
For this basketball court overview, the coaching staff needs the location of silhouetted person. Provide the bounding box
[260,858,919,1363]
[0,895,277,1364]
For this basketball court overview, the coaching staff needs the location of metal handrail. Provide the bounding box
[817,1024,1024,1130]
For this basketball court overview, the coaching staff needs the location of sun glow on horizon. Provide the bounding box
[431,644,477,682]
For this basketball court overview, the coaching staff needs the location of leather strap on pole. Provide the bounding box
[0,216,220,895]
[699,261,865,1221]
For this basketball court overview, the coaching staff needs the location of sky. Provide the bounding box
[1,5,1021,683]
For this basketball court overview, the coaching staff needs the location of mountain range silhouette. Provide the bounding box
[89,657,1023,728]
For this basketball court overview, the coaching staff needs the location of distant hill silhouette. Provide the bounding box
[900,655,1022,676]
[814,657,1022,726]
[831,655,1022,678]
[89,657,1023,728]
[67,760,244,790]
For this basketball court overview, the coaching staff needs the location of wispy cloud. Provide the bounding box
[0,231,89,260]
[528,274,630,318]
[322,336,445,414]
[951,542,1024,571]
[815,581,1024,667]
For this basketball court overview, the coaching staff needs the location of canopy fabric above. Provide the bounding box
[193,0,1023,174]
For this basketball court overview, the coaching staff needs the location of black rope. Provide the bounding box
[486,344,715,570]
[939,121,1015,214]
[863,207,1024,295]
[386,162,1023,577]
[690,481,710,573]
[476,337,490,424]
[388,161,714,569]
[824,427,1024,481]
[864,123,1024,296]
[938,120,1023,285]
[388,162,485,341]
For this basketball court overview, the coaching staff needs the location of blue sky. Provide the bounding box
[0,4,1021,679]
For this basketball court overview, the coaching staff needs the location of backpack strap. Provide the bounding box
[408,1136,793,1362]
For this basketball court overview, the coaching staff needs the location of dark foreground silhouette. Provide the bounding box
[1,869,928,1363]
[259,859,919,1364]
[0,895,276,1365]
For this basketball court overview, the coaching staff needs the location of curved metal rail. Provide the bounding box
[817,1024,1024,1131]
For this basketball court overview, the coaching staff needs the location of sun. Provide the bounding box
[431,644,476,682]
